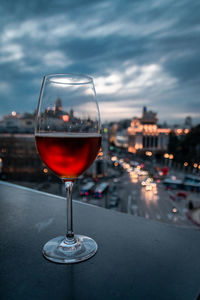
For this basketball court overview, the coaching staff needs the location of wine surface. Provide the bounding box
[35,133,101,179]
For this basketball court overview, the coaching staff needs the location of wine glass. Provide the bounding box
[35,73,101,263]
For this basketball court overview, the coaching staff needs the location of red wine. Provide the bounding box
[35,133,101,179]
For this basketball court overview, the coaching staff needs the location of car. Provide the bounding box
[141,177,153,187]
[138,170,148,176]
[176,191,187,198]
[80,182,95,196]
[145,184,152,191]
[94,182,109,198]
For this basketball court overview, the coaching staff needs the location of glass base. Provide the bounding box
[42,235,98,264]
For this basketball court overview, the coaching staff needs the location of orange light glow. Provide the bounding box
[145,151,152,156]
[111,156,117,161]
[43,168,48,173]
[176,129,182,134]
[169,154,174,159]
[62,115,70,122]
[164,153,169,159]
[193,163,198,168]
[128,146,136,153]
[184,129,189,134]
[184,162,188,167]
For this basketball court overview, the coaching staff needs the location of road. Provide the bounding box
[118,171,196,228]
[13,165,198,229]
[73,169,197,228]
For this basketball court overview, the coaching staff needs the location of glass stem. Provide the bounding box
[65,181,75,244]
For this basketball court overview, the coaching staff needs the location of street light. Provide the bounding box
[43,168,48,174]
[145,151,152,157]
[184,162,188,167]
[164,153,169,159]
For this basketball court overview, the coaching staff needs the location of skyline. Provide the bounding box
[0,105,194,128]
[0,0,200,124]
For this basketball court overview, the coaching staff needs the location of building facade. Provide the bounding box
[127,107,187,154]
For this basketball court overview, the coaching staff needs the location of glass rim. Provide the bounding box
[44,73,94,85]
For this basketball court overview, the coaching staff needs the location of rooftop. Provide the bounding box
[1,180,200,299]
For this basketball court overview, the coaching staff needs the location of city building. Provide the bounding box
[0,111,35,133]
[0,133,42,180]
[127,107,189,153]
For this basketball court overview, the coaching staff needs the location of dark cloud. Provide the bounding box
[0,0,200,124]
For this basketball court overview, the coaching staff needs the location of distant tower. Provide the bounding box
[184,116,192,128]
[141,106,157,124]
[55,98,62,111]
[70,109,74,117]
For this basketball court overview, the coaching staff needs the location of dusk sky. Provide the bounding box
[0,0,200,124]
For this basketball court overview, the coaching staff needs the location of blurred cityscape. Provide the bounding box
[0,105,200,228]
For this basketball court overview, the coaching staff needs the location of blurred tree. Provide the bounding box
[168,131,179,154]
[169,124,200,164]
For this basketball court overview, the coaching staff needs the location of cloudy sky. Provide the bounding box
[0,0,200,124]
